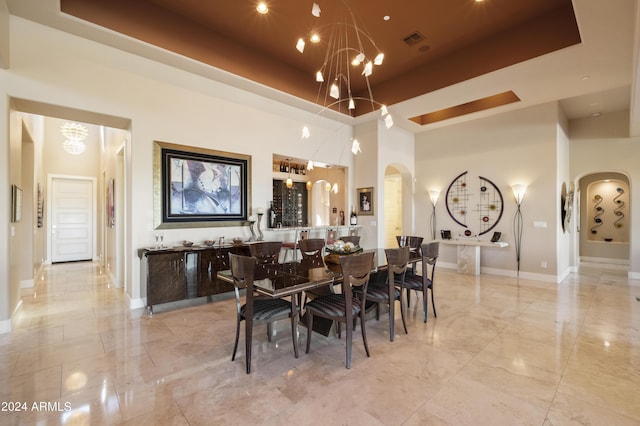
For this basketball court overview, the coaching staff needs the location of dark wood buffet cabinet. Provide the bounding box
[138,244,249,311]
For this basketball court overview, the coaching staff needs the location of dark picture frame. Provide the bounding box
[357,187,374,216]
[11,184,23,223]
[153,141,251,229]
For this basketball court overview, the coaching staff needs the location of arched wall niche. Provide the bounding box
[578,171,630,263]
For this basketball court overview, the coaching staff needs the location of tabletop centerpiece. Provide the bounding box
[324,240,363,264]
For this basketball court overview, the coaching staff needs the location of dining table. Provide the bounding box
[217,248,422,357]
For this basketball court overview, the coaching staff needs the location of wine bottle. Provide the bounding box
[267,201,275,228]
[350,207,357,225]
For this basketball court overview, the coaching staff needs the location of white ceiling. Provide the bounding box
[6,0,640,135]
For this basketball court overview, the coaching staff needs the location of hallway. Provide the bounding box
[1,261,639,425]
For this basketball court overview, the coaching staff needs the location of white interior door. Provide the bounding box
[50,176,94,263]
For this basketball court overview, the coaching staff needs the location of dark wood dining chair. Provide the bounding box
[281,230,308,261]
[229,253,297,374]
[396,235,424,306]
[358,247,409,341]
[305,251,375,369]
[339,235,361,245]
[299,238,325,262]
[397,242,439,323]
[299,238,331,306]
[248,241,283,264]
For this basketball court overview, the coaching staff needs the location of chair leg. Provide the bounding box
[360,312,370,358]
[267,322,273,342]
[231,318,241,361]
[422,287,428,323]
[305,312,314,354]
[430,286,437,317]
[399,295,408,334]
[245,318,253,374]
[389,295,395,342]
[407,288,411,308]
[346,319,353,369]
[375,303,380,320]
[336,322,342,339]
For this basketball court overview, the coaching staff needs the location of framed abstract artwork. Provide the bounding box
[153,141,251,229]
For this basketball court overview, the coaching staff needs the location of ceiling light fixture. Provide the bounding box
[256,2,269,14]
[61,122,88,155]
[299,0,393,167]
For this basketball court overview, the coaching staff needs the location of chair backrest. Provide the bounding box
[248,241,283,264]
[326,228,337,244]
[348,228,358,236]
[396,235,424,252]
[339,235,361,245]
[385,246,410,279]
[420,241,439,281]
[339,252,375,319]
[229,253,257,312]
[299,238,325,261]
[299,230,308,241]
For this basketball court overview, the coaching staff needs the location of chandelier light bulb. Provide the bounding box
[329,83,340,99]
[325,181,331,191]
[374,53,384,65]
[315,71,324,82]
[351,139,361,155]
[286,177,293,188]
[302,126,310,139]
[380,104,388,116]
[307,160,314,170]
[311,2,321,17]
[332,183,339,194]
[384,114,394,128]
[296,38,305,53]
[362,61,373,77]
[348,98,355,109]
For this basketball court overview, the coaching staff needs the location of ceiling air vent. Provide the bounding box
[403,31,425,46]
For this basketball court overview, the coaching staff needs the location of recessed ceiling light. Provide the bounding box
[581,75,591,81]
[591,112,601,117]
[383,15,390,21]
[256,2,268,14]
[310,33,320,43]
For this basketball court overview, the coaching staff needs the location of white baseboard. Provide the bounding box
[128,296,145,310]
[580,256,629,266]
[20,279,34,289]
[0,319,11,334]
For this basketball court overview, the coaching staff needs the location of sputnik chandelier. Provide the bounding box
[298,1,393,171]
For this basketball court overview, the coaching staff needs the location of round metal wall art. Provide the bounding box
[445,171,504,236]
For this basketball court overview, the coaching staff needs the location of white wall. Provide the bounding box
[415,103,562,280]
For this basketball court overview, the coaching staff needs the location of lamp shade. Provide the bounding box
[512,184,527,205]
[428,190,440,206]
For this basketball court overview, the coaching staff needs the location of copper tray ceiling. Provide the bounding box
[61,0,580,117]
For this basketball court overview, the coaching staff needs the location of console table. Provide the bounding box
[138,244,249,312]
[438,239,509,275]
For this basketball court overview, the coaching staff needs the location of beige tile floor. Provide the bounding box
[1,261,639,425]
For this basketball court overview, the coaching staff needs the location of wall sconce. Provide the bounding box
[428,190,440,240]
[511,184,527,276]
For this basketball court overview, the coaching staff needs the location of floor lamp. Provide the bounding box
[428,190,440,240]
[512,184,527,276]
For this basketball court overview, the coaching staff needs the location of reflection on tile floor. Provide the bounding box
[1,261,639,424]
